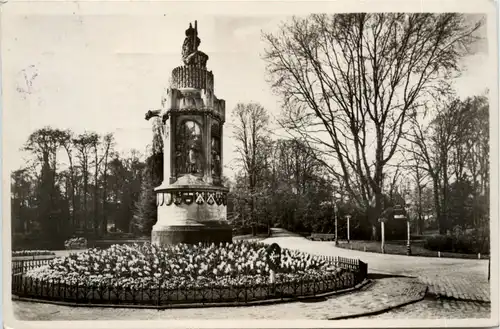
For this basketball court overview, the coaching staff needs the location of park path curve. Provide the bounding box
[262,230,490,303]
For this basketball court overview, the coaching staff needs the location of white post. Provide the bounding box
[406,220,411,255]
[269,269,276,283]
[380,221,385,254]
[334,204,338,246]
[478,253,481,259]
[407,220,411,243]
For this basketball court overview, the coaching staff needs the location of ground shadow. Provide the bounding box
[299,296,328,303]
[368,272,414,279]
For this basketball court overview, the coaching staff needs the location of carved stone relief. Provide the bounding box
[176,119,203,176]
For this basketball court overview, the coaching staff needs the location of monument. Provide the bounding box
[145,21,232,245]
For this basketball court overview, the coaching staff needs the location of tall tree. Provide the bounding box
[73,132,99,231]
[407,94,489,233]
[263,13,483,239]
[232,102,270,235]
[100,133,115,235]
[132,118,163,236]
[23,127,68,242]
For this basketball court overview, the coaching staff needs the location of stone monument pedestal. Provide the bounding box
[151,178,231,246]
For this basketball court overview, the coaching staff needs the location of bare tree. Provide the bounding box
[232,102,270,235]
[263,13,483,239]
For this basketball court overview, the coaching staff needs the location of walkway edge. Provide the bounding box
[12,280,373,310]
[425,292,491,304]
[328,286,429,320]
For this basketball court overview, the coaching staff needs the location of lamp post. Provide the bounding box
[405,198,414,256]
[379,217,387,254]
[346,214,351,243]
[394,199,412,256]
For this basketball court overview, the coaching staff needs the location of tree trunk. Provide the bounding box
[371,224,378,241]
[102,164,108,236]
[442,160,449,234]
[432,177,443,234]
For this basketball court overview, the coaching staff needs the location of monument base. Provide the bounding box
[151,180,232,246]
[151,223,232,246]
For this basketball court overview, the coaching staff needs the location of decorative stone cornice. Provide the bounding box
[167,109,225,123]
[156,190,228,207]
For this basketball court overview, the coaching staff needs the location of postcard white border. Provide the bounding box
[2,0,498,328]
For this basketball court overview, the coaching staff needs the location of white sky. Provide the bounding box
[2,10,491,179]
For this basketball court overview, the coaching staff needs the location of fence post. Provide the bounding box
[488,257,490,281]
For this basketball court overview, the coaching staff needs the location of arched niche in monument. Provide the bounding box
[176,119,203,176]
[211,121,222,179]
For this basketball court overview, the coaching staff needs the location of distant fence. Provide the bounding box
[11,254,368,308]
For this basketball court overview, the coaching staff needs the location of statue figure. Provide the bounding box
[211,138,221,177]
[187,146,198,174]
[175,144,183,175]
[182,21,201,65]
[181,20,209,68]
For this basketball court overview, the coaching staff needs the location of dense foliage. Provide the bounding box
[11,128,146,249]
[26,241,338,288]
[424,226,490,254]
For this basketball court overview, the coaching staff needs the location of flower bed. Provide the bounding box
[12,250,55,257]
[14,241,367,307]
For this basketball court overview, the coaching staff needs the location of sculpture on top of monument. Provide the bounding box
[181,20,209,68]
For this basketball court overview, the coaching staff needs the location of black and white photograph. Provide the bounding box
[2,0,498,327]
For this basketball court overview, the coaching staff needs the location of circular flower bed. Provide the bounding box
[14,241,365,306]
[26,241,341,289]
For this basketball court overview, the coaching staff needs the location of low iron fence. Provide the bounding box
[12,257,55,276]
[11,252,368,307]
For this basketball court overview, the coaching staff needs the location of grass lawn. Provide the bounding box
[338,240,489,260]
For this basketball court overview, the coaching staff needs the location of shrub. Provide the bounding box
[424,234,453,252]
[12,233,64,251]
[424,230,490,254]
[64,237,88,250]
[232,225,268,236]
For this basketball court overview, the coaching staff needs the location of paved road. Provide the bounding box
[262,234,490,302]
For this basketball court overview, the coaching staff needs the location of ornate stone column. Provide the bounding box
[144,20,231,246]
